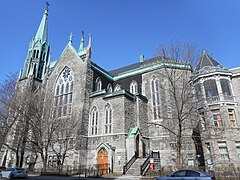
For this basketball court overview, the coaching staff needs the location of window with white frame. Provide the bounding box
[151,76,161,120]
[90,107,98,135]
[211,110,223,127]
[204,79,219,98]
[220,79,232,96]
[104,104,112,134]
[228,109,236,127]
[218,142,229,161]
[54,66,73,118]
[114,84,121,91]
[236,141,240,159]
[130,81,138,94]
[95,77,102,91]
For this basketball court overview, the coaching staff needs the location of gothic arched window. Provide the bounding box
[90,107,98,135]
[130,80,138,94]
[105,104,112,134]
[95,77,102,91]
[54,66,74,118]
[107,84,113,93]
[151,76,161,120]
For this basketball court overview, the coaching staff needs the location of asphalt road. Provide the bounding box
[7,175,143,180]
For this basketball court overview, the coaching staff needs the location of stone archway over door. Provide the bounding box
[97,147,108,174]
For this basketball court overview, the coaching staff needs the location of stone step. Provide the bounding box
[125,158,147,176]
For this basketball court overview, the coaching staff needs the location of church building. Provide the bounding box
[1,4,240,176]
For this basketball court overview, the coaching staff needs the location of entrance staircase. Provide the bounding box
[123,151,161,176]
[125,158,147,176]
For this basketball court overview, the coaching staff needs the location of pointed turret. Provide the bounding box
[86,33,92,59]
[78,31,92,60]
[79,31,84,52]
[68,32,73,45]
[194,50,230,77]
[21,3,50,80]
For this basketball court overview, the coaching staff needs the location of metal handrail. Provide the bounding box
[123,151,137,174]
[140,154,150,175]
[140,151,160,175]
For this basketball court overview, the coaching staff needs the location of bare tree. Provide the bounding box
[0,73,18,150]
[1,74,79,171]
[26,87,59,172]
[149,41,200,167]
[50,118,78,171]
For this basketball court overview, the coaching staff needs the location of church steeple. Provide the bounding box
[35,3,49,43]
[21,3,50,80]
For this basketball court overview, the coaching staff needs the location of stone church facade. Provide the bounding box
[1,5,240,175]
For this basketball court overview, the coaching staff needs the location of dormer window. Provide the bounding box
[107,84,113,93]
[130,81,138,94]
[114,84,121,91]
[95,77,102,91]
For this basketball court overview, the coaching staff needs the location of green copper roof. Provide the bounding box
[35,4,48,42]
[91,58,191,82]
[127,127,139,138]
[50,60,57,68]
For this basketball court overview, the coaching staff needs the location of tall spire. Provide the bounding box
[22,3,50,80]
[35,2,49,42]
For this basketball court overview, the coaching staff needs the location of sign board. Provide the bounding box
[150,163,154,170]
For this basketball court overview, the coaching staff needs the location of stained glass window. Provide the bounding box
[212,110,223,127]
[54,66,74,118]
[228,109,236,127]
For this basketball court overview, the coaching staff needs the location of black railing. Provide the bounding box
[152,151,160,159]
[140,154,151,175]
[140,151,160,175]
[123,151,137,175]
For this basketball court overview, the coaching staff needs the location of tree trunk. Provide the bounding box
[41,153,47,172]
[19,149,25,167]
[176,125,183,168]
[19,122,29,167]
[15,150,19,167]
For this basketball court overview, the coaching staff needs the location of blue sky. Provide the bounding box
[1,0,240,82]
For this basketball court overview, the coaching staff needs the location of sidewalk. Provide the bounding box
[115,175,142,180]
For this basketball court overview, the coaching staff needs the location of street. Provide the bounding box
[3,175,144,180]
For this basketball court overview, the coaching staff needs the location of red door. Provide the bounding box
[97,148,108,174]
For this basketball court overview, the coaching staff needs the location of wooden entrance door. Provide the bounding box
[97,147,108,174]
[136,134,140,157]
